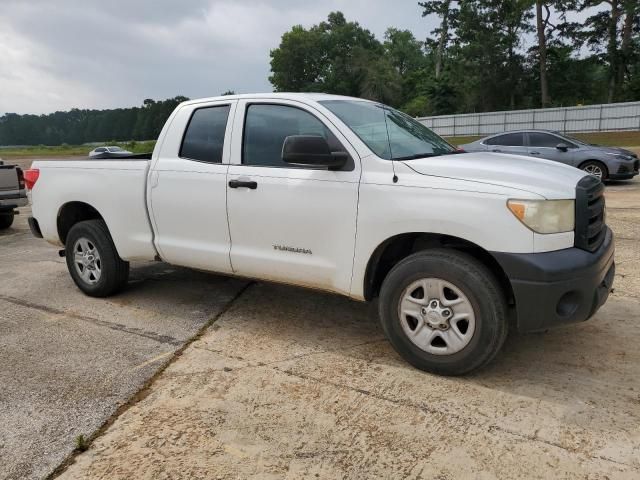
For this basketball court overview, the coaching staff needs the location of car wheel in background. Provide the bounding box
[580,160,608,181]
[0,212,14,230]
[65,219,129,297]
[378,249,508,376]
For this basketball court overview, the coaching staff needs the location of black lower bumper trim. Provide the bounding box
[28,216,43,238]
[491,227,615,333]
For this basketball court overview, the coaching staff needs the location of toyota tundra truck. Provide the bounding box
[25,94,615,375]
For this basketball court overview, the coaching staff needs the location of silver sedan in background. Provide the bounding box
[459,129,639,181]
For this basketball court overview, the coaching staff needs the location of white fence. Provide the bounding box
[417,101,640,137]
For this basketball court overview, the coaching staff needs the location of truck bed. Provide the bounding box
[30,158,158,261]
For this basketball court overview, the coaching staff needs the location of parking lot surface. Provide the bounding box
[1,157,639,479]
[0,208,248,479]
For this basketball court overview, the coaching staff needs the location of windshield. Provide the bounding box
[320,100,455,160]
[107,146,122,152]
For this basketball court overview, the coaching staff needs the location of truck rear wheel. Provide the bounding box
[378,249,507,376]
[0,212,14,230]
[65,220,129,297]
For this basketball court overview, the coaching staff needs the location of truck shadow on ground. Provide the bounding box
[118,263,639,435]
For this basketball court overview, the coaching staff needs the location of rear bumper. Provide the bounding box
[492,227,615,333]
[0,194,28,209]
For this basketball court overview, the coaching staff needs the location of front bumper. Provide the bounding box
[610,159,639,180]
[492,227,615,333]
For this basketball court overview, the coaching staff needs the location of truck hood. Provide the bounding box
[400,152,586,199]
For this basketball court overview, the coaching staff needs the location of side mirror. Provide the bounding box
[282,135,347,169]
[556,143,569,152]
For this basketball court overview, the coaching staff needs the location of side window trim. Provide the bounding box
[240,102,353,171]
[179,103,232,164]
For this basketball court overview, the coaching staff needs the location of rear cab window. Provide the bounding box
[180,105,231,163]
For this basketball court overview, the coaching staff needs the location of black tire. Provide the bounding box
[378,249,508,376]
[0,212,14,230]
[580,160,608,181]
[65,219,129,297]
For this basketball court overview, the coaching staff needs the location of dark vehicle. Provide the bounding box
[460,129,639,181]
[0,160,28,230]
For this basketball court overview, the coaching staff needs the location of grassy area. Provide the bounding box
[445,130,640,147]
[0,140,156,159]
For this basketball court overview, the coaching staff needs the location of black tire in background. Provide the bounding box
[65,219,129,297]
[0,212,14,230]
[378,249,508,376]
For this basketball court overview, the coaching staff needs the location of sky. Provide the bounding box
[0,0,601,116]
[0,0,442,115]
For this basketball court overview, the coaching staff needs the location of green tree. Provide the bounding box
[269,12,383,98]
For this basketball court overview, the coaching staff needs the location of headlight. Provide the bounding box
[507,199,574,234]
[605,152,632,160]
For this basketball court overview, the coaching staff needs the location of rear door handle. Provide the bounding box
[228,179,258,189]
[491,149,502,152]
[530,151,540,155]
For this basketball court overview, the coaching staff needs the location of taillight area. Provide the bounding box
[24,168,40,190]
[16,167,25,189]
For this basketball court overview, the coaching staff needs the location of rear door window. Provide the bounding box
[180,105,231,163]
[485,133,525,146]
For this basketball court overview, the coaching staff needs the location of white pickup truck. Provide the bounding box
[26,93,615,375]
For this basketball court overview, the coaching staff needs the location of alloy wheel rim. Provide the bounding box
[73,237,102,285]
[584,164,603,179]
[398,277,476,355]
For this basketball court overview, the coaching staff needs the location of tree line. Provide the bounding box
[270,2,639,116]
[1,1,637,146]
[0,97,188,146]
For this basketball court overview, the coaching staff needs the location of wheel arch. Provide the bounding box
[363,232,514,305]
[57,201,105,245]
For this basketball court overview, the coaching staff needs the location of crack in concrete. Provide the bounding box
[0,294,183,346]
[46,280,255,479]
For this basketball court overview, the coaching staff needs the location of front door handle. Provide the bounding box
[229,179,258,189]
[530,151,540,155]
[491,149,502,152]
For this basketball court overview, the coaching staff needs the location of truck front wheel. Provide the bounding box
[378,249,508,376]
[65,220,129,297]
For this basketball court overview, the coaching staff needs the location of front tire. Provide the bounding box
[0,212,14,230]
[580,160,608,181]
[378,249,508,376]
[65,220,129,297]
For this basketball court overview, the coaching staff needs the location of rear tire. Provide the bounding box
[65,220,129,297]
[378,249,508,376]
[0,212,14,230]
[580,160,608,181]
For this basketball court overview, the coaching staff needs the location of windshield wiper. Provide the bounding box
[393,153,439,160]
[393,151,460,160]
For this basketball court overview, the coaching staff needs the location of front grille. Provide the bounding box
[634,160,639,173]
[575,175,606,252]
